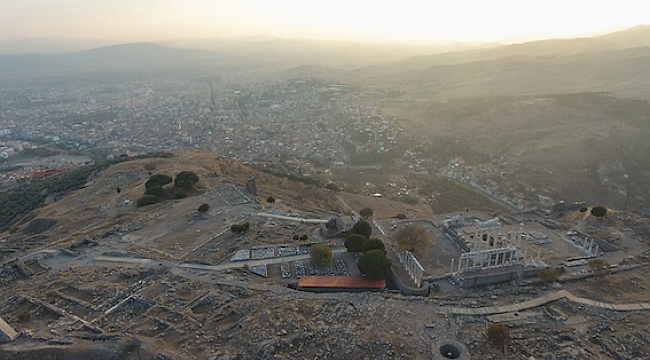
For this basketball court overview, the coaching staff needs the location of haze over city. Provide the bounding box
[1,0,649,46]
[3,1,650,360]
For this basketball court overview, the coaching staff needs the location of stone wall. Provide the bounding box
[389,268,430,296]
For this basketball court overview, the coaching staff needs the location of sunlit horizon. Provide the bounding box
[1,0,649,46]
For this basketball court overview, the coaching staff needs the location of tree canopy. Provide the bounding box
[394,226,429,253]
[358,249,392,279]
[198,203,210,213]
[311,244,332,266]
[591,205,607,217]
[362,238,385,253]
[230,222,250,234]
[588,258,611,274]
[145,174,172,189]
[137,195,157,207]
[360,207,374,219]
[144,185,166,200]
[538,268,560,283]
[352,220,372,239]
[174,171,199,189]
[487,323,510,348]
[345,234,367,253]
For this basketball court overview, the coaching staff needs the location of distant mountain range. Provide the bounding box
[1,25,648,81]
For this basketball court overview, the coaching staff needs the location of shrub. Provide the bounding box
[591,205,607,217]
[311,244,332,266]
[345,234,367,252]
[538,268,560,283]
[145,174,172,189]
[174,188,188,199]
[18,310,30,322]
[231,222,250,234]
[198,203,210,213]
[400,195,418,205]
[487,323,509,347]
[362,238,385,253]
[144,185,165,199]
[175,171,199,189]
[300,234,308,241]
[266,196,275,203]
[143,163,157,171]
[325,183,340,192]
[588,258,611,274]
[137,195,157,207]
[293,235,299,240]
[9,226,19,234]
[579,206,588,212]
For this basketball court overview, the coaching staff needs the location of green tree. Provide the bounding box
[325,183,340,192]
[588,258,611,275]
[266,196,275,203]
[360,207,374,219]
[352,220,372,239]
[174,188,188,199]
[591,205,607,217]
[311,244,332,266]
[18,310,30,322]
[345,234,367,253]
[144,185,166,200]
[538,268,560,283]
[230,222,250,234]
[137,195,157,207]
[145,174,172,189]
[487,323,510,350]
[394,226,429,253]
[198,203,210,213]
[362,238,386,253]
[358,249,392,279]
[174,171,199,189]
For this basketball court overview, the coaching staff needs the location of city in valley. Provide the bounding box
[2,9,650,360]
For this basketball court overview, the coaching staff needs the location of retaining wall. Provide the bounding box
[389,268,430,296]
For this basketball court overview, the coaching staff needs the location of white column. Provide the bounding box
[523,248,527,264]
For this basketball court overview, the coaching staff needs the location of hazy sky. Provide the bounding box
[1,0,649,44]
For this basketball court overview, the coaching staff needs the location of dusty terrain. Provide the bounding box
[2,150,650,360]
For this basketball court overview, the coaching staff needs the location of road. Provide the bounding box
[180,248,346,271]
[95,247,347,272]
[255,212,329,223]
[439,290,650,315]
[446,176,522,213]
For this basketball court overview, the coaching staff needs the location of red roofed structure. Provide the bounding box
[31,169,67,179]
[297,276,385,292]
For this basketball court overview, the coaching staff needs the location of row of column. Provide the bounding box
[582,237,599,256]
[471,228,525,251]
[451,248,519,273]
